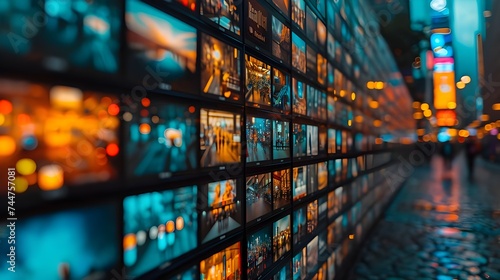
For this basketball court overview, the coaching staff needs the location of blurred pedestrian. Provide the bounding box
[465,137,481,181]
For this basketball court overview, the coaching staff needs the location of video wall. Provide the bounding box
[0,0,405,279]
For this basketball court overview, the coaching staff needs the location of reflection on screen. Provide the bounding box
[123,186,198,277]
[199,179,242,243]
[124,99,197,178]
[0,204,118,280]
[201,34,241,100]
[246,117,271,163]
[200,242,241,280]
[200,109,241,167]
[0,80,119,194]
[126,0,197,94]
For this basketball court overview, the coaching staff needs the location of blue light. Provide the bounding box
[438,131,451,142]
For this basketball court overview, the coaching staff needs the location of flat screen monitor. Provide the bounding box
[0,80,119,196]
[306,6,317,44]
[247,225,273,278]
[272,168,291,209]
[200,0,241,36]
[272,68,291,113]
[200,108,241,168]
[307,199,318,234]
[306,46,317,80]
[124,98,197,180]
[318,161,328,190]
[0,204,118,280]
[307,236,319,275]
[246,116,272,163]
[319,126,327,154]
[291,33,306,73]
[317,54,327,87]
[245,55,272,107]
[293,205,306,244]
[271,0,290,17]
[291,0,305,30]
[126,0,197,94]
[292,124,307,158]
[198,179,242,243]
[292,77,307,115]
[292,165,307,200]
[272,120,291,161]
[327,96,335,122]
[272,16,291,65]
[328,129,336,154]
[273,260,292,280]
[273,215,291,261]
[200,242,241,279]
[327,33,335,62]
[292,248,307,280]
[247,0,270,49]
[318,195,327,222]
[246,173,273,222]
[306,125,318,156]
[307,163,318,194]
[200,34,241,101]
[123,186,198,278]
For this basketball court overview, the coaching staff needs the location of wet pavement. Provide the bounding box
[350,152,500,280]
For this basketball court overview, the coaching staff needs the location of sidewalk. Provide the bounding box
[349,152,500,280]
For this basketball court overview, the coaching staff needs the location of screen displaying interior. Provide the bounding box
[0,80,119,194]
[245,55,272,107]
[0,204,118,280]
[200,0,241,35]
[123,186,198,277]
[201,34,241,100]
[126,0,197,94]
[124,98,197,179]
[200,242,241,279]
[199,179,242,243]
[273,215,291,261]
[200,109,241,167]
[246,172,273,222]
[291,0,305,30]
[293,123,307,157]
[273,168,291,209]
[272,68,291,113]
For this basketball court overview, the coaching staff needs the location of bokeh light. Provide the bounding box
[16,158,37,176]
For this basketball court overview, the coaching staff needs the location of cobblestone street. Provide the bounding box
[350,152,500,280]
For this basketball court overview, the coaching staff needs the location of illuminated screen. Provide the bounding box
[246,55,271,107]
[272,16,291,65]
[198,179,242,243]
[309,88,326,121]
[335,159,341,183]
[293,123,307,157]
[246,173,272,222]
[246,116,272,163]
[307,236,319,275]
[318,196,327,223]
[293,206,306,245]
[327,96,335,122]
[292,78,307,115]
[291,0,305,30]
[247,225,273,278]
[272,0,290,16]
[319,126,327,154]
[126,0,197,94]
[273,261,292,280]
[307,200,318,233]
[318,161,328,190]
[292,165,307,200]
[123,186,198,278]
[306,125,318,156]
[327,160,336,187]
[317,54,327,86]
[307,164,318,195]
[273,120,290,160]
[306,46,317,80]
[200,109,241,167]
[272,68,291,113]
[200,242,241,279]
[293,248,307,280]
[164,266,197,280]
[273,215,291,261]
[124,99,197,178]
[247,0,270,48]
[306,6,317,43]
[0,204,118,280]
[292,33,306,73]
[272,168,291,209]
[166,0,197,12]
[200,0,241,36]
[0,0,121,73]
[201,34,241,100]
[318,231,327,260]
[336,129,342,153]
[0,80,119,194]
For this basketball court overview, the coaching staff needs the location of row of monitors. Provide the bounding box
[0,0,360,95]
[0,79,366,199]
[0,174,372,280]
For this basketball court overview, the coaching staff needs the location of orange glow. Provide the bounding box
[98,109,108,119]
[166,221,175,233]
[176,216,184,231]
[433,71,456,110]
[375,138,383,144]
[17,114,31,125]
[348,234,354,240]
[106,143,119,156]
[123,233,137,250]
[224,91,231,98]
[13,177,29,193]
[101,97,112,105]
[0,100,13,114]
[141,98,151,107]
[16,158,37,176]
[188,106,195,113]
[108,104,120,116]
[367,81,375,89]
[139,123,151,134]
[38,164,64,191]
[0,136,16,156]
